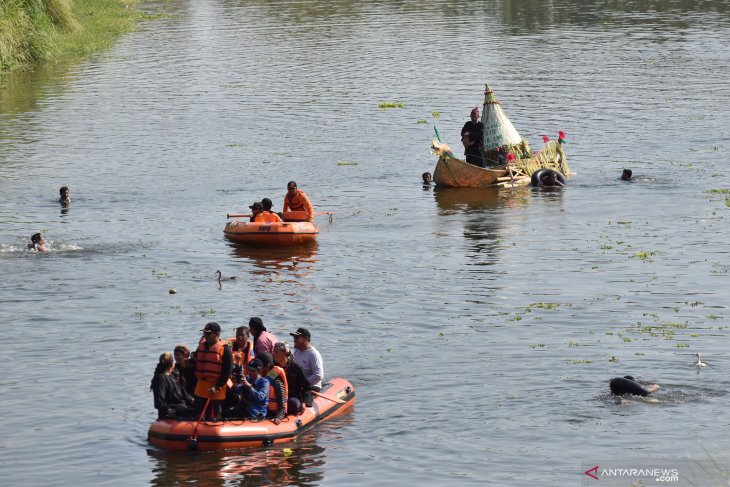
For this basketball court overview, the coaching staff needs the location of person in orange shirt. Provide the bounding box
[250,201,282,223]
[283,181,314,222]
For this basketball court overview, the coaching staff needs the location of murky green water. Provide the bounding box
[1,1,729,485]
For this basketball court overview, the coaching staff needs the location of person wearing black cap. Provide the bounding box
[291,327,324,392]
[249,201,264,223]
[248,317,277,355]
[224,358,269,419]
[258,352,288,424]
[193,322,232,418]
[260,198,283,223]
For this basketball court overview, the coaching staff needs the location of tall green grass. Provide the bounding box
[0,0,143,72]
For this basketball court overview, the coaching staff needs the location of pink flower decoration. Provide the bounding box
[558,130,566,139]
[507,153,515,162]
[542,135,550,143]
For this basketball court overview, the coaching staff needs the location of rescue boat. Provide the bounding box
[224,211,318,246]
[148,378,355,451]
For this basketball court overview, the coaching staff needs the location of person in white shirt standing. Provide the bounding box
[290,327,324,391]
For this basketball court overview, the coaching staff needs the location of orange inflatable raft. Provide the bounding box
[148,378,355,451]
[224,211,318,246]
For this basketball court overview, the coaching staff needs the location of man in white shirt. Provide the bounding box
[291,327,324,391]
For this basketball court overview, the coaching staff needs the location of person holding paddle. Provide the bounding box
[193,322,232,419]
[461,106,485,168]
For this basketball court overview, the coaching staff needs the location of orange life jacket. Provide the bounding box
[195,339,226,381]
[283,190,313,221]
[267,365,289,412]
[226,339,254,366]
[254,211,282,223]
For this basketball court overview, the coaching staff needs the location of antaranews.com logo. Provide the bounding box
[582,462,684,486]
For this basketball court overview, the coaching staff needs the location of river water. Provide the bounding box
[1,1,729,485]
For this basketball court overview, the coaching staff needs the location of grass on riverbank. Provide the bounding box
[0,0,147,72]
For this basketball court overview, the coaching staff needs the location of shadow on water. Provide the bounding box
[432,186,530,214]
[434,187,532,259]
[227,243,319,280]
[145,415,355,486]
[237,0,730,31]
[0,61,82,152]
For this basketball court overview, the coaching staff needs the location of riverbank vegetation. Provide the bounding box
[0,0,145,72]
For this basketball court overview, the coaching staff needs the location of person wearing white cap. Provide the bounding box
[291,327,324,391]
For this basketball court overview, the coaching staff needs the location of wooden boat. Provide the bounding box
[432,140,531,188]
[148,377,355,451]
[430,82,570,188]
[224,211,318,246]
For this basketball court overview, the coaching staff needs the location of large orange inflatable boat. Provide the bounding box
[224,211,318,246]
[148,378,355,451]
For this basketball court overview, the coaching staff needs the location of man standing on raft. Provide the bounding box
[193,322,232,418]
[461,106,485,168]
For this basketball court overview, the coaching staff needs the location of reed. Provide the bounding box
[0,0,142,72]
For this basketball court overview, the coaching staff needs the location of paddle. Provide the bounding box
[312,390,345,404]
[187,397,212,450]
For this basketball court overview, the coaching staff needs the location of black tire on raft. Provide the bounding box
[531,168,566,187]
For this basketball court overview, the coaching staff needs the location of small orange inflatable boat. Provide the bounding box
[148,378,355,451]
[224,211,318,246]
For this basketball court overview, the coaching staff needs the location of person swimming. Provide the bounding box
[28,233,47,252]
[59,186,70,205]
[609,376,660,397]
[620,169,632,181]
[422,172,432,185]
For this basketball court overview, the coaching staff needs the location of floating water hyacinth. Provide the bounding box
[336,161,357,166]
[378,102,405,108]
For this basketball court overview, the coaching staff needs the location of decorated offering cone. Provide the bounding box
[481,83,532,165]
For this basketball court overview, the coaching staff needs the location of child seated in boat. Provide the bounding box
[28,233,47,252]
[224,358,269,419]
[258,352,288,425]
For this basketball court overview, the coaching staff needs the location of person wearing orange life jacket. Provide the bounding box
[193,322,232,418]
[260,198,283,222]
[226,326,255,387]
[283,181,314,222]
[250,201,282,223]
[257,352,288,424]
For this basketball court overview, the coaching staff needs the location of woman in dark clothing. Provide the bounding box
[461,106,485,168]
[151,352,195,419]
[172,344,197,396]
[273,342,312,415]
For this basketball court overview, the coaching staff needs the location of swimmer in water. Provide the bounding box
[610,376,660,404]
[28,233,47,252]
[620,169,632,181]
[422,172,432,186]
[59,186,70,205]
